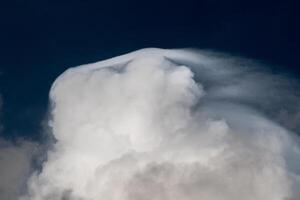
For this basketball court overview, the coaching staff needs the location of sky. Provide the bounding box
[1,1,300,199]
[0,0,299,140]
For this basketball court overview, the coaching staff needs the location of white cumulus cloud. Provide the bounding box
[21,48,300,200]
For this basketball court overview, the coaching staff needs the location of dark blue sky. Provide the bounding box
[0,0,299,140]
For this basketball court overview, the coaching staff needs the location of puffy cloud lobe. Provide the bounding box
[23,48,300,200]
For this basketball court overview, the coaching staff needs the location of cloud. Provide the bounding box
[0,93,39,200]
[22,48,300,200]
[0,139,37,200]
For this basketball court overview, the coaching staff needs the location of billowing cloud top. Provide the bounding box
[22,48,300,200]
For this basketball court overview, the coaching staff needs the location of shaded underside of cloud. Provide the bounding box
[0,138,38,200]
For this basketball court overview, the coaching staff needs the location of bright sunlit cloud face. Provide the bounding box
[21,48,300,200]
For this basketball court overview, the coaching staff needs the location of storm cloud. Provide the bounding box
[20,48,300,200]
